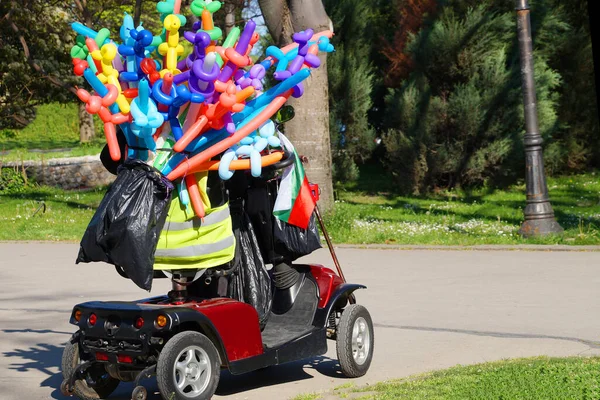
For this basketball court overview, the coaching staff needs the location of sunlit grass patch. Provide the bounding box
[326,171,600,245]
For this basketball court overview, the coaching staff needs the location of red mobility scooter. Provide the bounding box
[61,184,374,400]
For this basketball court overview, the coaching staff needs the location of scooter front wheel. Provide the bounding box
[336,304,374,378]
[157,331,221,400]
[61,339,120,399]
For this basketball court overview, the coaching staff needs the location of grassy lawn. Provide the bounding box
[294,357,600,400]
[0,186,105,241]
[0,165,599,244]
[0,103,105,162]
[327,165,600,245]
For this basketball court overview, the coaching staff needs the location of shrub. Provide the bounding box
[0,167,29,193]
[382,4,562,194]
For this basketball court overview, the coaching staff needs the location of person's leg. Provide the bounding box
[272,260,299,290]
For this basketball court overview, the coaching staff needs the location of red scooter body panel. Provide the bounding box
[310,264,344,308]
[186,298,264,362]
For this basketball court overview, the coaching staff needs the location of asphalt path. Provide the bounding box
[1,243,599,400]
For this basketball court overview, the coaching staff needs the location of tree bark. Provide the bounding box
[258,0,335,211]
[79,103,95,143]
[224,1,236,35]
[133,0,143,27]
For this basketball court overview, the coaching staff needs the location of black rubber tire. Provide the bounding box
[335,304,374,378]
[156,331,221,400]
[61,339,120,400]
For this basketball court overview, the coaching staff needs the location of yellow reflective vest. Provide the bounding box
[154,173,236,270]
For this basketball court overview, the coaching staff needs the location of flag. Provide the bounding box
[273,133,316,229]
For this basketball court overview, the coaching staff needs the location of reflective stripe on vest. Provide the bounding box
[155,235,235,258]
[162,206,231,231]
[154,199,236,271]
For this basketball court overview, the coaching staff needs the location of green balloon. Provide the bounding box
[191,0,222,17]
[70,35,88,59]
[222,27,240,49]
[156,0,175,15]
[202,27,223,41]
[95,28,110,47]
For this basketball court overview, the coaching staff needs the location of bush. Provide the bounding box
[382,4,563,194]
[0,167,29,193]
[332,150,360,183]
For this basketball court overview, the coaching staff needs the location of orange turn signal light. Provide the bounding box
[156,315,167,328]
[74,310,82,322]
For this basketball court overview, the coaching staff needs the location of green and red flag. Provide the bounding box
[273,134,316,229]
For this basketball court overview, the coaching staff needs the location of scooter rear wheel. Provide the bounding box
[336,304,374,378]
[157,331,221,400]
[61,339,120,400]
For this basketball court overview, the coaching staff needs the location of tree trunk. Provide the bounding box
[258,0,335,211]
[79,103,95,143]
[224,1,236,35]
[133,0,143,27]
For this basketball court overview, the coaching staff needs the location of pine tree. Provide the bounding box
[382,4,563,193]
[324,0,378,182]
[382,0,438,87]
[542,0,599,171]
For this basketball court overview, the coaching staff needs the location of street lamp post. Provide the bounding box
[515,0,563,237]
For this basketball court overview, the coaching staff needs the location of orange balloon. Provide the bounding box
[185,175,205,218]
[173,115,209,153]
[167,90,292,181]
[192,151,285,173]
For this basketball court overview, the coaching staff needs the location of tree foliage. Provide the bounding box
[382,0,438,87]
[381,3,564,193]
[1,1,76,129]
[0,0,193,131]
[541,0,599,171]
[324,0,378,182]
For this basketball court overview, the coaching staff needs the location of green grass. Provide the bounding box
[325,165,600,245]
[0,186,105,241]
[0,103,105,162]
[346,357,600,400]
[0,164,599,244]
[290,394,322,400]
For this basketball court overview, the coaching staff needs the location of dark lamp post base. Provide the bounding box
[519,217,564,238]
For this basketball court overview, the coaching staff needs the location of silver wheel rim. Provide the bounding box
[351,317,370,365]
[172,345,211,397]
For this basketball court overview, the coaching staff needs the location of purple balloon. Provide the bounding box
[292,29,313,43]
[292,82,304,98]
[304,53,321,68]
[236,20,256,53]
[287,55,305,75]
[224,113,235,134]
[249,64,265,79]
[273,70,291,81]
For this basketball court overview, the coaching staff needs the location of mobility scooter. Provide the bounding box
[60,184,374,400]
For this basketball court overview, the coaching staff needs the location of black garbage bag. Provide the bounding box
[76,159,174,291]
[273,212,321,262]
[244,179,277,264]
[228,200,272,328]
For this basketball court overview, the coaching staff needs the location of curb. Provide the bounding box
[332,244,600,252]
[2,241,600,252]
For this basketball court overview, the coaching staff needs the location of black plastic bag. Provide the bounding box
[244,179,277,264]
[77,159,174,291]
[228,200,272,328]
[273,213,321,262]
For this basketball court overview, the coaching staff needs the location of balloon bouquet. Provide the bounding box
[70,0,334,220]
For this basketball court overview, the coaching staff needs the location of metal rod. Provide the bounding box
[515,0,563,237]
[313,204,355,304]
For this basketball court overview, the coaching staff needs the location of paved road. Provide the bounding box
[1,243,599,400]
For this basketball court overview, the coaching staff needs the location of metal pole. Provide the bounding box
[515,0,563,237]
[313,204,355,304]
